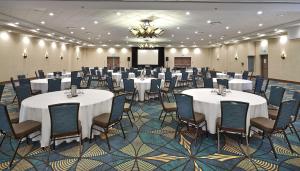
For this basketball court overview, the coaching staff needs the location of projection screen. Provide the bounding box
[137,49,159,65]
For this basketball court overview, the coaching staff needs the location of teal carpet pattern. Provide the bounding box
[0,80,300,171]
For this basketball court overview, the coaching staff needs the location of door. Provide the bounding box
[107,57,120,69]
[247,56,254,72]
[260,55,268,78]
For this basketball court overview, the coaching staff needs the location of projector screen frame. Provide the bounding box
[131,47,165,69]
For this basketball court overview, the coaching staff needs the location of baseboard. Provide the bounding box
[269,78,300,85]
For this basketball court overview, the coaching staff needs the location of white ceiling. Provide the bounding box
[0,0,300,47]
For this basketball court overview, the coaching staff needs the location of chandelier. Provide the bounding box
[138,42,154,49]
[129,19,164,38]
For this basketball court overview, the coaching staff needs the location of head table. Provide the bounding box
[182,88,268,134]
[31,78,71,93]
[19,89,114,147]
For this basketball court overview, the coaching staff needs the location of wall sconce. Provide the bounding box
[241,62,245,66]
[281,51,286,60]
[23,48,27,59]
[45,51,49,59]
[60,56,63,60]
[234,54,238,60]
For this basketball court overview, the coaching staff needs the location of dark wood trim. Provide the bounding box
[0,77,37,84]
[268,78,300,85]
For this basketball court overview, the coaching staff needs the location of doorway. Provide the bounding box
[247,56,254,72]
[260,55,268,78]
[107,57,120,69]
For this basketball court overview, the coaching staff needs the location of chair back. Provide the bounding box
[168,76,177,92]
[15,85,31,105]
[123,79,135,93]
[227,72,235,78]
[175,94,195,121]
[165,72,172,81]
[269,86,285,107]
[129,67,134,73]
[121,72,129,79]
[53,72,62,77]
[150,79,161,92]
[10,77,16,91]
[217,79,229,89]
[192,68,198,76]
[48,103,80,137]
[262,79,269,92]
[153,71,158,78]
[192,75,197,88]
[146,69,151,76]
[0,104,15,137]
[19,78,31,87]
[109,94,126,124]
[180,68,186,73]
[181,72,188,81]
[0,84,4,101]
[274,100,297,130]
[166,68,170,72]
[254,76,264,94]
[121,67,125,72]
[135,70,141,77]
[90,69,96,76]
[220,101,249,132]
[48,79,62,92]
[102,68,108,76]
[156,67,161,73]
[94,67,99,70]
[106,77,114,91]
[17,75,26,81]
[86,76,92,88]
[71,77,82,88]
[35,71,39,78]
[107,72,112,78]
[292,91,300,122]
[210,71,217,78]
[38,70,45,79]
[71,71,78,78]
[242,71,249,80]
[203,78,213,88]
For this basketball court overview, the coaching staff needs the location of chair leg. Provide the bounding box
[79,133,83,159]
[217,128,220,153]
[120,122,126,139]
[290,123,300,142]
[129,110,135,121]
[12,95,16,103]
[126,112,133,127]
[104,130,111,151]
[161,111,167,127]
[174,123,180,138]
[159,110,164,120]
[247,125,252,142]
[89,126,93,143]
[245,133,249,146]
[282,131,294,153]
[194,126,199,144]
[166,93,170,102]
[47,139,52,166]
[266,135,277,159]
[288,126,294,134]
[205,121,208,138]
[9,139,22,167]
[0,134,6,147]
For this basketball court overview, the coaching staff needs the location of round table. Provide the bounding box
[213,78,252,91]
[182,88,268,134]
[47,72,71,78]
[112,72,135,85]
[31,78,71,93]
[217,73,242,79]
[120,78,164,101]
[19,89,114,147]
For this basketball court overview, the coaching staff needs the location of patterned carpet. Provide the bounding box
[0,80,300,171]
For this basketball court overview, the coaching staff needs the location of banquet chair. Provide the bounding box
[216,101,249,152]
[242,71,249,80]
[289,91,300,141]
[0,103,41,168]
[192,75,199,88]
[0,84,4,102]
[159,90,177,126]
[48,78,61,92]
[134,69,141,77]
[121,67,125,72]
[48,103,82,161]
[71,77,82,88]
[227,72,235,78]
[90,94,126,150]
[123,79,138,99]
[106,77,123,95]
[10,77,17,103]
[244,76,264,95]
[34,71,39,79]
[249,100,298,159]
[178,72,189,87]
[145,79,161,102]
[19,78,42,95]
[129,67,134,73]
[38,70,46,79]
[161,76,177,102]
[121,72,129,80]
[17,75,26,81]
[71,71,78,79]
[210,71,217,78]
[203,78,213,88]
[123,90,135,127]
[53,71,62,77]
[261,78,270,99]
[217,79,229,89]
[80,75,92,89]
[90,69,97,76]
[268,86,285,119]
[164,71,172,85]
[94,66,99,71]
[146,69,151,77]
[15,85,31,107]
[153,71,159,78]
[96,71,106,87]
[174,94,208,144]
[107,72,117,84]
[166,68,171,72]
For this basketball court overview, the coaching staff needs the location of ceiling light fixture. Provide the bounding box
[49,12,54,16]
[70,31,74,34]
[257,11,263,15]
[176,26,180,30]
[207,20,211,24]
[258,23,263,27]
[238,31,241,34]
[129,19,164,38]
[7,23,18,27]
[81,27,85,30]
[209,34,212,37]
[138,41,154,49]
[116,12,121,16]
[186,11,190,15]
[41,21,45,25]
[94,21,98,24]
[107,32,111,35]
[225,26,230,30]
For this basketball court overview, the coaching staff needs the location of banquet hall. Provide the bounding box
[0,0,300,170]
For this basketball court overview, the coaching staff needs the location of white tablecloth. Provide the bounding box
[213,78,252,91]
[19,89,114,147]
[182,89,268,134]
[120,78,164,101]
[31,78,71,93]
[47,72,71,78]
[112,72,135,85]
[217,73,242,79]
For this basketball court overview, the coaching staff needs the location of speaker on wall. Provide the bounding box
[127,57,130,61]
[166,57,169,61]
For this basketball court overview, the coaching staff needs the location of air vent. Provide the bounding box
[210,21,222,25]
[66,26,76,30]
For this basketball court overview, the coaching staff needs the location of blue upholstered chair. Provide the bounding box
[48,103,82,160]
[165,71,172,82]
[90,69,96,76]
[0,103,41,167]
[90,94,127,150]
[53,71,62,77]
[161,76,177,102]
[210,71,217,78]
[159,89,176,126]
[174,94,208,143]
[17,75,26,81]
[123,79,135,93]
[192,75,199,88]
[166,68,170,72]
[192,68,198,76]
[153,71,159,78]
[178,71,189,87]
[217,79,229,89]
[123,90,135,127]
[38,70,46,78]
[48,79,61,92]
[80,75,92,89]
[203,78,213,88]
[268,86,285,120]
[244,76,264,95]
[290,91,300,141]
[242,71,249,80]
[249,100,298,159]
[71,71,78,79]
[146,69,151,76]
[121,72,129,79]
[15,85,31,107]
[94,66,99,71]
[19,78,41,95]
[71,77,82,88]
[227,72,235,78]
[216,101,249,152]
[0,84,4,102]
[106,77,123,94]
[261,79,270,99]
[145,79,161,101]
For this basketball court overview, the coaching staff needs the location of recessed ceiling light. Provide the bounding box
[36,28,40,31]
[176,26,180,30]
[259,34,266,37]
[180,45,185,47]
[88,37,91,40]
[238,31,241,34]
[15,22,19,25]
[70,31,74,34]
[258,23,263,27]
[81,27,85,30]
[171,34,175,37]
[94,21,98,24]
[180,41,184,43]
[49,12,54,16]
[30,29,38,33]
[41,21,45,25]
[116,12,121,16]
[107,32,111,35]
[220,37,223,40]
[201,38,204,41]
[186,37,190,40]
[209,34,212,37]
[46,33,52,37]
[225,26,230,30]
[115,44,120,47]
[207,20,211,24]
[194,31,198,34]
[243,37,250,40]
[59,37,65,40]
[7,23,18,27]
[186,11,190,15]
[7,30,12,32]
[257,11,263,15]
[102,44,107,47]
[51,33,55,35]
[167,44,171,47]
